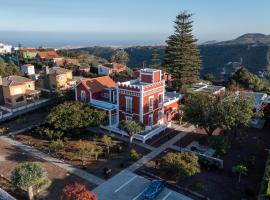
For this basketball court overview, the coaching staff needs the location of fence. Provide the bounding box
[0,99,49,122]
[101,124,167,143]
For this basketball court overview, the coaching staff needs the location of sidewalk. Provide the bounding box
[127,131,188,172]
[0,136,105,186]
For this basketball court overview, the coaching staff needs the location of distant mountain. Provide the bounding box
[203,33,270,46]
[70,33,270,81]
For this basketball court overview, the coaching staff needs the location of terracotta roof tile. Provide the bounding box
[81,76,116,93]
[37,51,59,59]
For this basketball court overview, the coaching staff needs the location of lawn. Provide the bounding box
[138,127,270,200]
[15,126,150,179]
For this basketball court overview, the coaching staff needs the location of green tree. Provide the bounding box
[232,165,248,183]
[119,120,144,144]
[48,139,64,155]
[182,93,223,136]
[111,49,129,65]
[208,135,231,155]
[37,127,64,140]
[60,59,74,70]
[129,148,140,161]
[229,67,265,91]
[101,135,115,155]
[10,162,50,200]
[47,101,106,132]
[164,11,201,92]
[183,92,255,136]
[161,152,200,180]
[203,73,215,83]
[0,58,22,77]
[221,94,255,135]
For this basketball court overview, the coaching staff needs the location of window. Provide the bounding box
[148,114,153,126]
[149,97,154,111]
[158,111,163,120]
[126,97,132,113]
[27,84,31,89]
[81,90,86,102]
[59,76,64,81]
[158,94,163,106]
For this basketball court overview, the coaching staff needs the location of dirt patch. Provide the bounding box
[15,129,150,179]
[0,139,96,200]
[138,127,270,200]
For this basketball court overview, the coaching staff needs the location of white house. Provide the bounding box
[0,43,12,54]
[20,64,35,76]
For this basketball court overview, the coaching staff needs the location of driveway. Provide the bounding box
[93,170,193,200]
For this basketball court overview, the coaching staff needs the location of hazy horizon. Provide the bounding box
[1,30,267,48]
[1,0,270,48]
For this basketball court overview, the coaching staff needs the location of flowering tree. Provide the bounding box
[60,182,97,200]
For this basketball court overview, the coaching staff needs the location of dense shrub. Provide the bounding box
[161,152,200,180]
[129,148,140,161]
[208,135,230,155]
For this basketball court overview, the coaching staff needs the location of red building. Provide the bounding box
[75,69,183,140]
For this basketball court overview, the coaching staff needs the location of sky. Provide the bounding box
[0,0,270,47]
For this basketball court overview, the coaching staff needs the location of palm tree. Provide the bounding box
[10,162,50,200]
[232,165,248,183]
[119,120,144,144]
[101,135,115,155]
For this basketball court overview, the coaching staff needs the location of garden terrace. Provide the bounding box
[15,127,150,179]
[140,126,270,199]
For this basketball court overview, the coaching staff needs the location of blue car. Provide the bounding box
[142,180,165,200]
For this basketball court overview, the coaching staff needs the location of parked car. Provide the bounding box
[142,180,164,200]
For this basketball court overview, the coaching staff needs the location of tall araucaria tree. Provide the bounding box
[164,11,201,92]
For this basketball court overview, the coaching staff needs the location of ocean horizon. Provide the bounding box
[0,31,169,48]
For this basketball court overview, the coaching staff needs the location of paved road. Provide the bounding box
[93,170,193,200]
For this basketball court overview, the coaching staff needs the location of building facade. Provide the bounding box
[75,69,182,130]
[0,43,12,54]
[20,64,35,76]
[98,63,126,76]
[38,66,76,90]
[0,76,40,108]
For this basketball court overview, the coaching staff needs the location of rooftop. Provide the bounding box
[48,67,71,75]
[81,76,116,93]
[164,91,183,104]
[37,50,59,59]
[2,75,33,86]
[189,83,225,94]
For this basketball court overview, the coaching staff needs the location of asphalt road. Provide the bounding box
[93,170,193,200]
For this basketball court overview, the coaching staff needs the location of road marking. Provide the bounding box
[162,191,172,200]
[114,175,137,193]
[132,188,147,200]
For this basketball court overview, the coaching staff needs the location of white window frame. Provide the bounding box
[125,96,132,113]
[81,90,86,102]
[148,114,153,126]
[149,96,154,112]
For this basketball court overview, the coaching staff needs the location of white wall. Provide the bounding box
[98,65,110,75]
[21,65,35,75]
[0,43,12,54]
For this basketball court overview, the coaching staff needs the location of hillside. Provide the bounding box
[71,34,270,81]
